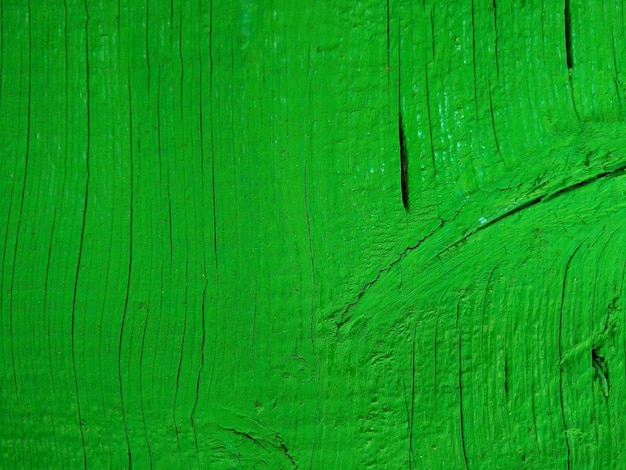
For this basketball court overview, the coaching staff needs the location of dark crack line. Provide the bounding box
[220,427,296,467]
[440,163,626,256]
[334,217,447,333]
[457,301,469,470]
[408,321,417,467]
[126,54,145,469]
[558,241,584,470]
[252,290,257,368]
[386,0,390,73]
[334,163,626,332]
[399,112,409,211]
[471,0,479,120]
[564,0,581,124]
[70,6,90,467]
[173,258,190,469]
[433,318,439,411]
[397,18,409,212]
[278,439,297,467]
[564,0,574,69]
[222,427,269,452]
[488,79,503,162]
[191,2,208,457]
[492,0,500,78]
[304,163,317,355]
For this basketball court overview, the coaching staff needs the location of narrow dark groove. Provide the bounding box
[44,209,58,396]
[447,162,626,254]
[503,354,509,397]
[620,259,626,395]
[138,305,153,467]
[178,2,183,91]
[70,5,89,466]
[170,0,174,37]
[251,291,257,367]
[191,3,208,453]
[558,241,584,470]
[564,0,574,69]
[592,348,610,398]
[6,3,34,464]
[62,6,70,469]
[304,163,316,354]
[118,42,134,470]
[308,395,320,470]
[457,302,469,470]
[612,35,623,108]
[0,2,4,103]
[433,318,439,411]
[118,186,133,462]
[408,321,417,467]
[596,229,620,339]
[166,178,174,261]
[480,265,497,339]
[305,122,321,470]
[492,0,500,78]
[209,0,219,285]
[336,161,626,328]
[221,426,296,466]
[488,85,503,162]
[430,8,435,59]
[470,0,478,118]
[191,266,207,465]
[397,16,409,211]
[540,1,546,58]
[279,439,297,467]
[204,0,220,405]
[128,62,152,467]
[564,0,581,123]
[468,0,479,177]
[222,427,268,450]
[385,0,390,71]
[145,0,150,86]
[13,6,34,384]
[401,376,411,467]
[334,218,447,333]
[173,259,190,468]
[399,112,409,211]
[544,165,626,201]
[1,198,13,383]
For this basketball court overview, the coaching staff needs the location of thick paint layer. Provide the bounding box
[1,0,625,468]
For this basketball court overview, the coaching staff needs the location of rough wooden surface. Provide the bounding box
[2,1,626,468]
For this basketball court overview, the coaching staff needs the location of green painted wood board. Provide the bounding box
[2,1,626,468]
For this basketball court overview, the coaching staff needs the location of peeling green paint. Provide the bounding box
[2,0,626,468]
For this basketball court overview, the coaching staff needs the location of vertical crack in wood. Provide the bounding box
[71,4,89,466]
[408,320,417,467]
[492,0,500,78]
[558,241,584,470]
[397,15,409,211]
[564,0,581,124]
[564,0,574,69]
[456,301,469,470]
[386,0,390,72]
[399,112,409,211]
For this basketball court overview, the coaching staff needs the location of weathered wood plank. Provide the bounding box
[1,0,626,468]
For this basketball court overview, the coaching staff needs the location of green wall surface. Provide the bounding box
[2,1,626,468]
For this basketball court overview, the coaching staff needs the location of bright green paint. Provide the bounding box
[2,1,626,468]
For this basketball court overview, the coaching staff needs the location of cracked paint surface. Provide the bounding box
[1,0,626,468]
